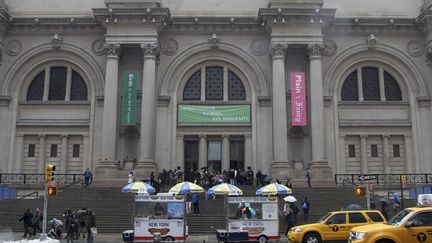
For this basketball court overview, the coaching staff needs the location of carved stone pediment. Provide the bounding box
[105,0,161,8]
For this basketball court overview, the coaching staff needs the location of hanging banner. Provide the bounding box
[121,70,138,125]
[290,72,306,126]
[178,105,250,123]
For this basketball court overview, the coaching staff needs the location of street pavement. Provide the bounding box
[6,233,290,243]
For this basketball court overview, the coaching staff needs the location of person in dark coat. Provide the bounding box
[85,210,96,243]
[380,201,389,220]
[191,193,200,215]
[19,208,33,238]
[32,208,42,236]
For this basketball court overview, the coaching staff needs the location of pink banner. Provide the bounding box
[290,72,306,126]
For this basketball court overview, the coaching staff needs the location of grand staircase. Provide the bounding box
[0,185,417,235]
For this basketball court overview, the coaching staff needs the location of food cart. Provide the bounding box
[217,196,279,243]
[124,193,187,242]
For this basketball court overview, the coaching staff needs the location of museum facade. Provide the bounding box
[0,0,431,183]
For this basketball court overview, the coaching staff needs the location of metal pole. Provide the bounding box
[40,181,48,240]
[400,175,404,209]
[366,182,370,210]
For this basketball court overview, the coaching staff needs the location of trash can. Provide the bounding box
[153,232,161,242]
[122,230,134,242]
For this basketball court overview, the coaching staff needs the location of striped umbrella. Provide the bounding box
[207,183,243,196]
[168,181,204,194]
[122,181,155,194]
[256,183,292,196]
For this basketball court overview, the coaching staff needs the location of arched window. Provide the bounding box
[26,66,88,101]
[183,70,201,100]
[182,66,246,101]
[341,67,402,101]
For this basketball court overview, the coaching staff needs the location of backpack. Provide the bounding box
[301,202,308,209]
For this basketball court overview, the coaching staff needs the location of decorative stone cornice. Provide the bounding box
[416,10,432,34]
[258,8,336,32]
[0,95,11,106]
[141,42,160,58]
[6,17,103,33]
[0,5,12,33]
[92,7,171,32]
[417,96,432,107]
[258,96,272,107]
[270,42,288,58]
[326,17,417,34]
[168,17,263,34]
[104,43,121,58]
[157,95,170,107]
[307,44,324,59]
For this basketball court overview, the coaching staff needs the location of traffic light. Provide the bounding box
[355,186,366,196]
[47,185,57,197]
[45,164,56,183]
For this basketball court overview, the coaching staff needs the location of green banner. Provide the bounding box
[178,105,251,123]
[121,70,138,125]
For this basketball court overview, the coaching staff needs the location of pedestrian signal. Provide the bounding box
[355,186,366,196]
[45,164,56,183]
[47,185,57,197]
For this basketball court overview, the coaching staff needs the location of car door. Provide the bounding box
[347,212,369,233]
[403,212,432,243]
[323,213,348,241]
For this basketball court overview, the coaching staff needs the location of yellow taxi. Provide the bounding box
[349,194,432,243]
[288,210,386,243]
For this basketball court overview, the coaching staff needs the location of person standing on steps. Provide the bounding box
[85,209,96,243]
[306,168,312,188]
[301,197,310,223]
[191,193,200,215]
[32,208,42,236]
[19,208,33,238]
[84,168,93,187]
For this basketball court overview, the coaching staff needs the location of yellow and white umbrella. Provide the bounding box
[122,181,155,193]
[168,181,204,194]
[256,183,292,196]
[207,183,243,196]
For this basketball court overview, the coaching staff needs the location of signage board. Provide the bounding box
[290,72,306,126]
[358,175,377,181]
[178,104,250,123]
[121,70,138,125]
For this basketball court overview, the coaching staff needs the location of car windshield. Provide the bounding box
[386,209,414,226]
[318,213,332,223]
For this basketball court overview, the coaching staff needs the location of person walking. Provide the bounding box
[306,168,312,188]
[32,208,42,236]
[380,201,389,220]
[78,208,87,239]
[84,168,93,187]
[19,208,33,238]
[301,197,310,223]
[191,193,200,215]
[85,210,96,243]
[283,202,294,234]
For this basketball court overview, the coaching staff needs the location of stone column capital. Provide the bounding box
[61,134,69,139]
[360,135,368,139]
[141,42,160,59]
[270,42,288,59]
[38,134,45,138]
[382,135,390,139]
[308,44,324,59]
[104,43,121,58]
[198,134,207,139]
[222,135,230,139]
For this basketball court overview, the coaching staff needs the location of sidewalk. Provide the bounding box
[6,233,289,243]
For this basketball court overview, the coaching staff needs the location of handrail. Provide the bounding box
[335,173,432,186]
[19,191,39,200]
[59,178,83,190]
[0,173,84,185]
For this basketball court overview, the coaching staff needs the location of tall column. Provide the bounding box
[244,134,253,171]
[60,135,68,173]
[38,134,46,174]
[42,67,50,101]
[357,67,364,101]
[14,135,24,173]
[176,135,184,170]
[136,42,159,177]
[378,67,386,101]
[198,135,207,170]
[83,135,89,172]
[338,135,346,174]
[404,135,413,173]
[100,44,120,167]
[269,42,292,178]
[382,135,391,174]
[360,135,368,174]
[307,44,332,180]
[222,135,230,171]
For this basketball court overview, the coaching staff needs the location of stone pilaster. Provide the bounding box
[60,135,68,173]
[95,43,121,181]
[136,42,160,178]
[222,135,230,171]
[382,135,390,174]
[360,135,368,174]
[198,135,207,170]
[307,44,333,181]
[38,134,46,174]
[269,42,293,178]
[14,134,24,173]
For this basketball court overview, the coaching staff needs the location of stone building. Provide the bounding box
[0,0,431,183]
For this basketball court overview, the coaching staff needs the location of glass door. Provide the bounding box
[207,140,222,174]
[184,140,199,181]
[230,139,244,170]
